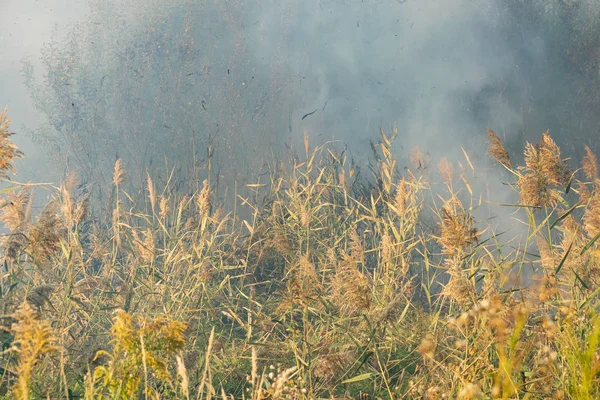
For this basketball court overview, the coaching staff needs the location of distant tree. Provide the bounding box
[23,0,301,200]
[24,0,600,201]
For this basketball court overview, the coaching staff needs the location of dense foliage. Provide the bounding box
[2,106,600,397]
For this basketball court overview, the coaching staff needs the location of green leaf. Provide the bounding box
[574,270,590,290]
[341,373,375,384]
[493,202,541,209]
[555,241,573,275]
[581,231,600,255]
[0,186,20,195]
[565,170,577,194]
[550,202,579,230]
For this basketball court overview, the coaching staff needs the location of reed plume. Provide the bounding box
[133,228,155,264]
[409,145,426,171]
[196,179,211,218]
[517,132,570,207]
[441,259,476,306]
[0,107,23,179]
[113,159,125,187]
[438,199,478,254]
[0,188,32,260]
[0,188,32,233]
[147,173,157,214]
[159,195,170,219]
[578,180,593,203]
[27,202,63,264]
[487,130,511,168]
[537,131,571,186]
[536,236,555,271]
[394,179,411,216]
[330,253,372,316]
[582,145,599,181]
[584,190,600,239]
[438,157,454,184]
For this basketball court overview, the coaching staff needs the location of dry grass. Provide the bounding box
[1,107,600,398]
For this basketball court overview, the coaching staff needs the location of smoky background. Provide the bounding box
[1,0,599,222]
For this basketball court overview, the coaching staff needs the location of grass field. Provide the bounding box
[0,107,599,399]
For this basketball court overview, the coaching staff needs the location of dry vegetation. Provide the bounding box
[1,107,600,399]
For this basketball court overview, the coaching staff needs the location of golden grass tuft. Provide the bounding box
[517,171,558,207]
[330,253,372,316]
[91,310,188,397]
[516,131,572,208]
[9,301,57,399]
[438,199,478,254]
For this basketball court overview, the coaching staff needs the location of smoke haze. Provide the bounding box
[1,0,599,204]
